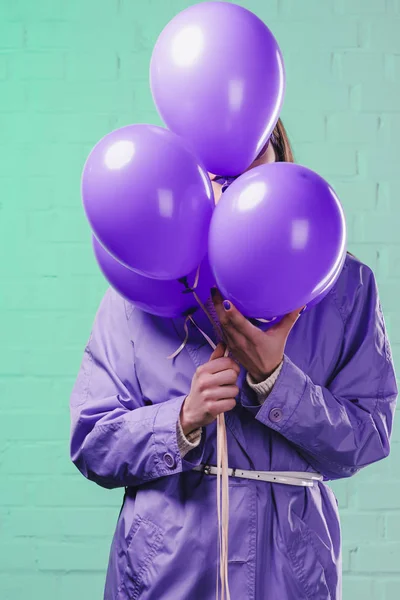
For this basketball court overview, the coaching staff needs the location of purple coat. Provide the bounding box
[69,254,397,600]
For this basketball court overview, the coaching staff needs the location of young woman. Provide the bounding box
[70,119,397,600]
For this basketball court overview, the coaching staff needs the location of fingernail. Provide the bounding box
[223,300,231,311]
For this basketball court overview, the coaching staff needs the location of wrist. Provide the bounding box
[249,358,283,383]
[180,402,195,437]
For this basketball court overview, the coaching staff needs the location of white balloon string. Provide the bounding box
[166,314,191,360]
[167,263,231,599]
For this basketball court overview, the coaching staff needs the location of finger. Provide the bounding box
[212,398,237,417]
[212,385,240,400]
[211,287,255,337]
[209,341,226,361]
[212,369,240,387]
[271,307,304,332]
[205,357,241,375]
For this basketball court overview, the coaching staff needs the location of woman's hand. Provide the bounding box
[180,341,240,436]
[211,288,303,383]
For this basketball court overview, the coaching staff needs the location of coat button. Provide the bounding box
[163,453,176,469]
[269,408,283,423]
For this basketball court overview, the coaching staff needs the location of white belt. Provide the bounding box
[193,463,323,487]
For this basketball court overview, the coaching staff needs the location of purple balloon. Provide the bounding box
[303,247,346,313]
[92,236,216,318]
[208,163,347,319]
[150,1,285,176]
[82,124,214,280]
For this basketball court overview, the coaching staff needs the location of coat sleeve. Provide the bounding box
[251,265,398,480]
[69,287,206,490]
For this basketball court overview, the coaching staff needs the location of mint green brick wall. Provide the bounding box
[0,1,399,598]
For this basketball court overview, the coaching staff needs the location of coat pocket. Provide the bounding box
[117,515,164,600]
[284,513,336,600]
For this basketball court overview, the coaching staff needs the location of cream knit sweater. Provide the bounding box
[176,297,283,457]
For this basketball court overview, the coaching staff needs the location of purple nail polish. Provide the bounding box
[223,300,231,311]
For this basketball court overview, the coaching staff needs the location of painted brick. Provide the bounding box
[0,144,87,179]
[0,575,59,600]
[0,541,39,570]
[35,541,111,571]
[0,22,24,48]
[25,21,144,52]
[351,83,400,112]
[284,52,336,85]
[0,475,122,508]
[56,574,106,600]
[342,577,381,600]
[235,0,280,19]
[23,345,92,378]
[356,481,400,510]
[326,112,379,144]
[117,49,151,82]
[1,442,75,476]
[0,276,105,313]
[0,412,70,442]
[330,181,377,212]
[280,0,335,17]
[333,51,386,84]
[0,112,112,144]
[385,513,400,541]
[342,542,358,572]
[294,143,357,178]
[385,53,400,83]
[382,245,400,279]
[65,52,119,81]
[0,376,77,411]
[0,82,26,111]
[9,52,65,80]
[0,55,7,79]
[353,213,400,244]
[0,346,26,376]
[330,480,349,509]
[281,112,325,144]
[340,512,384,542]
[352,543,400,573]
[384,314,400,345]
[359,147,398,178]
[272,20,359,50]
[26,208,91,243]
[0,0,63,21]
[12,241,97,277]
[1,2,399,598]
[285,82,350,113]
[370,18,400,51]
[377,114,400,146]
[62,0,118,21]
[335,0,387,14]
[27,81,135,114]
[383,578,400,600]
[1,507,117,538]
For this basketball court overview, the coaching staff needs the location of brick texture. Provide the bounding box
[0,1,399,599]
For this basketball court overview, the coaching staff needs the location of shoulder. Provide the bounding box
[94,287,136,329]
[99,286,136,321]
[330,252,377,323]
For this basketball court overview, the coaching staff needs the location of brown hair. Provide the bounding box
[272,118,295,163]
